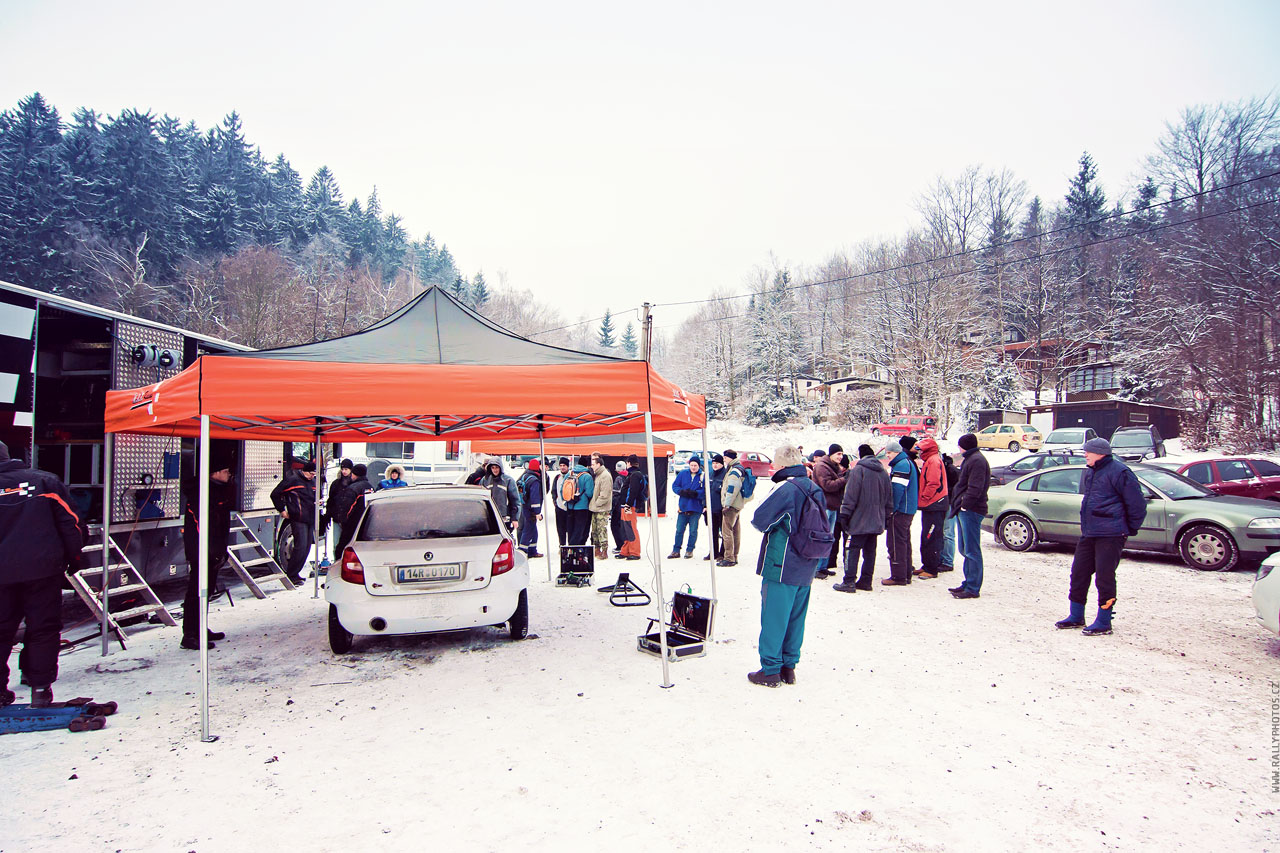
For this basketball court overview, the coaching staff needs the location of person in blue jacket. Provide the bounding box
[883,439,919,585]
[668,456,705,558]
[747,444,826,687]
[1055,437,1147,636]
[376,464,410,490]
[565,456,595,547]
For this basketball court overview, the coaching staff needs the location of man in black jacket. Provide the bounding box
[0,440,84,707]
[949,434,990,599]
[334,464,373,556]
[323,458,354,558]
[834,445,893,591]
[180,448,237,650]
[271,461,317,584]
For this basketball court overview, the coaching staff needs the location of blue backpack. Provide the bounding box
[791,483,836,560]
[739,466,758,500]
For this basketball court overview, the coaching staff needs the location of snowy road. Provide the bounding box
[2,468,1276,851]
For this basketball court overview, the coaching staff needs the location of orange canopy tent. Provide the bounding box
[102,286,705,740]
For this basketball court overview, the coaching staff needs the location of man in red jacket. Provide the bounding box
[913,438,949,580]
[0,441,84,707]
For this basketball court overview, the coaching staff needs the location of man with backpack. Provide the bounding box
[833,444,893,592]
[563,456,594,547]
[747,444,832,688]
[719,449,756,567]
[551,457,571,547]
[883,440,918,586]
[517,458,545,558]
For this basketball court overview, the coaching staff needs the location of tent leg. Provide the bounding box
[100,433,114,657]
[313,435,323,599]
[198,415,216,743]
[702,427,717,622]
[538,432,552,583]
[644,413,672,689]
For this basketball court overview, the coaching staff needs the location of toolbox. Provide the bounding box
[637,592,716,661]
[556,545,594,587]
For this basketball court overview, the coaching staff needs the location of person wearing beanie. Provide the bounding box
[719,449,748,567]
[551,458,573,548]
[619,454,646,560]
[858,444,874,458]
[334,464,373,556]
[180,448,236,649]
[1055,437,1145,635]
[517,458,546,558]
[668,455,704,559]
[610,460,631,556]
[270,457,318,585]
[0,440,84,706]
[747,444,827,687]
[587,453,613,560]
[323,457,356,556]
[899,436,919,463]
[834,439,894,592]
[883,437,919,586]
[706,453,727,562]
[912,438,949,580]
[565,455,595,548]
[812,445,848,579]
[948,434,990,599]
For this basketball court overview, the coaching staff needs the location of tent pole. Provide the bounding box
[701,427,717,613]
[644,413,672,688]
[99,432,114,656]
[199,414,215,742]
[538,429,551,583]
[313,433,323,599]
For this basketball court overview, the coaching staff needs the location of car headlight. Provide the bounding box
[1259,553,1280,580]
[1143,451,1156,459]
[1247,518,1280,529]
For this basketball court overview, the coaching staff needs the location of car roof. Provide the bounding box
[364,484,490,503]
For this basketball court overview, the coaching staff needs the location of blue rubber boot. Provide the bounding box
[1055,601,1086,630]
[1082,601,1114,636]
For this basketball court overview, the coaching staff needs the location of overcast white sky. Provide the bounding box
[2,1,1278,332]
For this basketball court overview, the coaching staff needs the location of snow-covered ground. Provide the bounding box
[3,426,1278,851]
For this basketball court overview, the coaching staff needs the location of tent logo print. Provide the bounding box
[672,386,690,416]
[129,385,159,414]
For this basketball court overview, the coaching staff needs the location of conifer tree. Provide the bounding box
[621,321,638,358]
[471,272,489,308]
[598,310,616,349]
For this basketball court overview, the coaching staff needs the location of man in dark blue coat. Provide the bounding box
[0,440,84,706]
[1055,437,1147,636]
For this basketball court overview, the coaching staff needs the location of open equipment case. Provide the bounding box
[637,591,716,661]
[556,544,594,587]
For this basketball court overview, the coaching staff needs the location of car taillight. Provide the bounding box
[340,547,365,584]
[492,539,515,576]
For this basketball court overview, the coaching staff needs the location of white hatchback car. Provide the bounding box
[1253,552,1280,637]
[326,485,530,653]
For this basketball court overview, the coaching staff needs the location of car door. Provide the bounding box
[1212,460,1257,498]
[1130,471,1171,550]
[997,424,1018,449]
[1247,459,1280,501]
[1027,467,1085,541]
[976,425,999,449]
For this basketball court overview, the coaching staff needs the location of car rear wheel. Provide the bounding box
[328,604,354,654]
[997,513,1038,552]
[1008,440,1021,452]
[870,428,880,436]
[508,589,529,640]
[1178,524,1239,571]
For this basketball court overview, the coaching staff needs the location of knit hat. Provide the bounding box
[340,458,354,469]
[527,458,541,471]
[579,455,591,467]
[1083,437,1112,455]
[957,433,978,451]
[711,453,724,465]
[627,454,640,466]
[885,439,903,455]
[775,444,804,468]
[811,449,826,459]
[858,444,874,458]
[899,436,917,452]
[828,443,843,456]
[302,460,316,472]
[352,463,367,477]
[558,456,571,467]
[616,460,628,472]
[722,449,738,460]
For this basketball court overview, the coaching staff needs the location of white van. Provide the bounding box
[340,440,472,486]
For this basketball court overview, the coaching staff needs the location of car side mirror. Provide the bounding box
[1142,490,1157,501]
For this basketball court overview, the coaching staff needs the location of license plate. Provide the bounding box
[396,563,462,583]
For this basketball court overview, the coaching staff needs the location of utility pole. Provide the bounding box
[641,302,652,362]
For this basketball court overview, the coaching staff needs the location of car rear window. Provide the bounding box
[358,495,499,540]
[1046,430,1083,443]
[1251,459,1280,477]
[1111,430,1153,449]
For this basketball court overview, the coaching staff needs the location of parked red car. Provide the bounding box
[1177,458,1280,502]
[737,451,776,478]
[870,415,938,438]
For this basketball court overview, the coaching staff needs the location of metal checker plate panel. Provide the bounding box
[110,322,185,523]
[242,440,283,512]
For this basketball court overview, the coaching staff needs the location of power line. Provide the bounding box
[649,168,1280,312]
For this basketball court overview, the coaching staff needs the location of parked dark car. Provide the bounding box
[988,450,1085,485]
[1110,425,1166,461]
[1177,458,1280,503]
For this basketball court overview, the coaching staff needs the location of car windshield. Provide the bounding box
[1010,456,1041,471]
[359,495,500,540]
[1046,430,1084,443]
[1111,431,1154,448]
[1135,468,1213,500]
